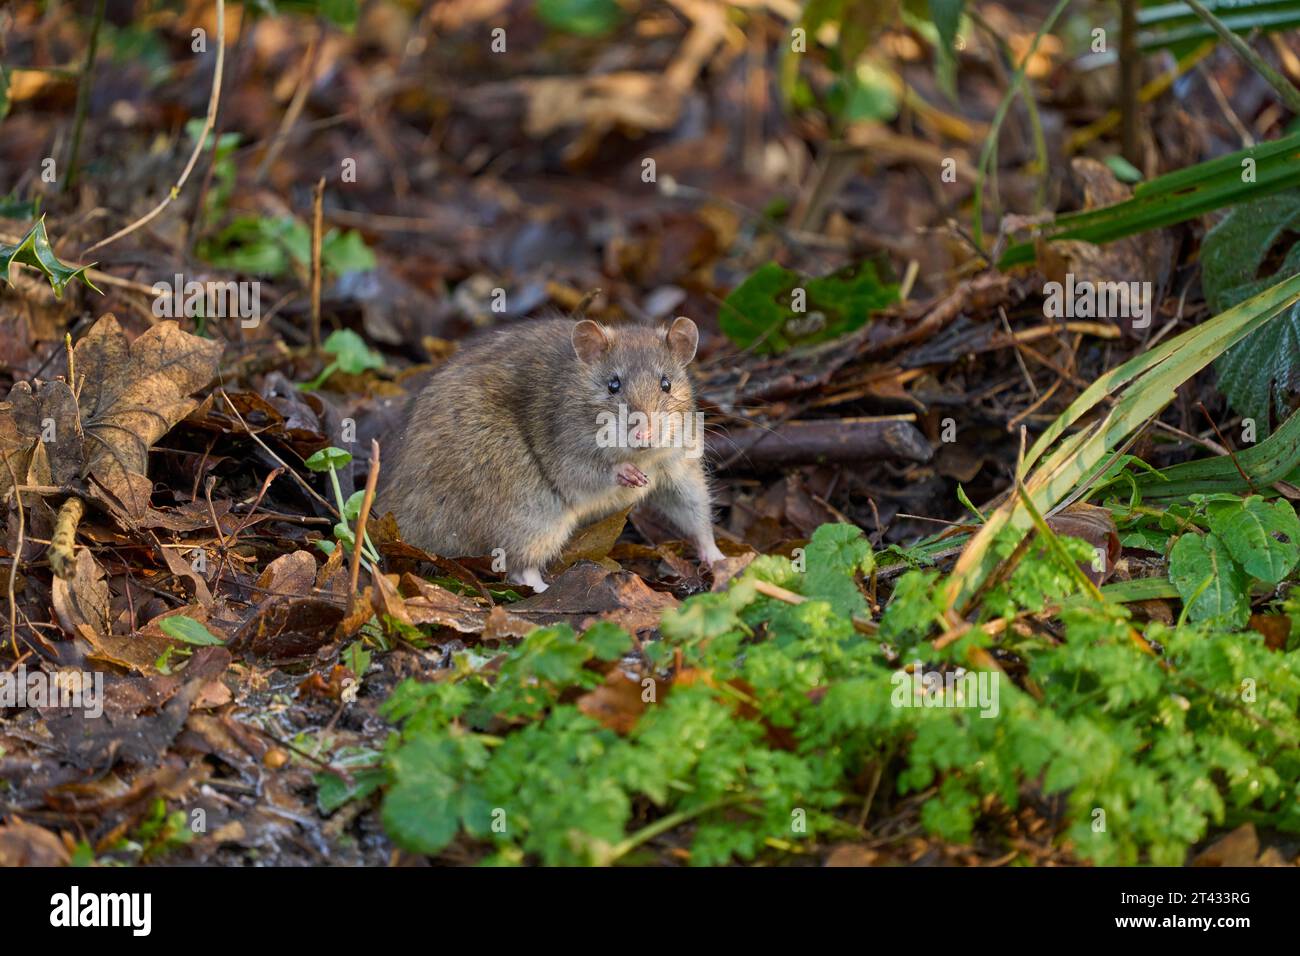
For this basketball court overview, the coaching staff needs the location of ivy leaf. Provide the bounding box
[1206,495,1300,585]
[1168,532,1250,627]
[719,261,898,354]
[804,522,874,618]
[0,218,99,298]
[1202,192,1300,435]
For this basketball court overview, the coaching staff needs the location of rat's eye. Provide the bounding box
[607,375,621,394]
[660,375,672,393]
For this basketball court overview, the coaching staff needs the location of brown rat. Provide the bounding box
[381,316,724,591]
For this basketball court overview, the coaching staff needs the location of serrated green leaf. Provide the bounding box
[0,218,99,298]
[1203,191,1300,434]
[804,522,874,617]
[1168,532,1250,626]
[719,260,898,354]
[1206,495,1300,584]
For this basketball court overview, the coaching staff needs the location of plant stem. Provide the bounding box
[64,0,105,192]
[1120,0,1141,163]
[971,0,1072,252]
[1183,0,1300,113]
[605,795,749,865]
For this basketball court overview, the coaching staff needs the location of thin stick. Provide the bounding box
[82,0,226,255]
[255,24,323,182]
[345,440,381,621]
[310,177,325,353]
[1,452,24,658]
[216,389,339,518]
[1183,0,1300,114]
[1119,0,1140,163]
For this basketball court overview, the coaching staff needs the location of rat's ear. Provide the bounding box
[666,315,699,365]
[572,320,612,364]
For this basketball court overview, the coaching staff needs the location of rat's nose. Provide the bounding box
[631,409,656,446]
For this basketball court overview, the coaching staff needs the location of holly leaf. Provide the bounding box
[0,218,99,298]
[719,261,897,354]
[1206,495,1300,585]
[1202,192,1300,435]
[1168,532,1250,627]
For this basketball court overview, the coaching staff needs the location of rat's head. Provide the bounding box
[572,316,700,455]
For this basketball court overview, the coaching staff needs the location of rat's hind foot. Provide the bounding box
[614,462,649,488]
[697,534,725,565]
[512,566,549,592]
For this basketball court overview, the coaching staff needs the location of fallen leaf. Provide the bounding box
[73,315,223,517]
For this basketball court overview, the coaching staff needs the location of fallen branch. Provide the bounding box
[709,416,932,470]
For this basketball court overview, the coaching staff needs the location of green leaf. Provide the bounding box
[1103,154,1143,183]
[999,132,1300,269]
[537,0,623,36]
[382,737,486,855]
[0,218,99,298]
[583,621,633,661]
[843,60,899,122]
[324,328,385,375]
[0,64,10,123]
[1168,532,1250,626]
[159,615,225,646]
[804,523,874,618]
[305,446,352,472]
[1206,495,1300,584]
[719,261,898,354]
[1202,192,1300,434]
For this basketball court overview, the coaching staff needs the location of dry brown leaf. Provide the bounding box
[74,315,223,518]
[1193,823,1260,867]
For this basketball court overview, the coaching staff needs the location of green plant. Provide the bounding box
[720,260,898,354]
[299,328,385,391]
[196,215,375,278]
[359,520,1300,866]
[304,446,380,565]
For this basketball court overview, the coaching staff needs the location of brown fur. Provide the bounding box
[381,317,722,589]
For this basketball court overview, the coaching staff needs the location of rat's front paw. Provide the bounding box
[614,462,649,488]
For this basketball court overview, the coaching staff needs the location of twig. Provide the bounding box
[1,451,24,658]
[1183,0,1300,114]
[256,24,323,182]
[345,441,381,621]
[310,177,325,353]
[1119,0,1140,163]
[82,0,226,255]
[47,496,84,579]
[216,389,339,519]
